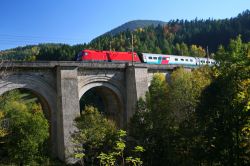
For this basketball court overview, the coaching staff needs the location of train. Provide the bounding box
[76,49,216,66]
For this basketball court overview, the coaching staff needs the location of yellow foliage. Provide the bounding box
[0,111,7,137]
[31,103,43,114]
[136,28,144,33]
[0,111,4,119]
[153,73,166,82]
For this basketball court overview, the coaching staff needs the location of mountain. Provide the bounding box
[103,20,166,36]
[1,10,250,61]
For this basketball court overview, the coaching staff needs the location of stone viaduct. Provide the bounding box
[0,61,190,163]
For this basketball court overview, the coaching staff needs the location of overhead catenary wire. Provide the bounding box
[0,33,84,41]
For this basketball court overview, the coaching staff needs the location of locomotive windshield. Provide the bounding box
[76,52,82,61]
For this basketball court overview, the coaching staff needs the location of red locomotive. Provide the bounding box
[76,49,141,62]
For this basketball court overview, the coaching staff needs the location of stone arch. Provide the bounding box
[0,74,57,156]
[78,76,125,127]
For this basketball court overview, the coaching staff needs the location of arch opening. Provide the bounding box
[1,88,51,124]
[0,88,53,156]
[79,85,124,127]
[0,74,58,156]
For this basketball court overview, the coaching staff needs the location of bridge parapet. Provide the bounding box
[0,61,186,70]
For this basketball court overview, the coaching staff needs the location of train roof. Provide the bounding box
[83,49,137,54]
[142,53,196,59]
[142,53,215,60]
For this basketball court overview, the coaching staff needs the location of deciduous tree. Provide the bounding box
[0,90,49,165]
[197,36,250,165]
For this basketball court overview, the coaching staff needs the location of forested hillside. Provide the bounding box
[103,20,166,36]
[90,10,250,55]
[1,10,250,61]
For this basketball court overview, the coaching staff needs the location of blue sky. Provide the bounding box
[0,0,249,50]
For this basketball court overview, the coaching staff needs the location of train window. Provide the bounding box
[149,57,152,59]
[190,59,193,62]
[175,58,178,61]
[185,59,188,61]
[158,57,162,60]
[162,57,166,60]
[153,57,157,60]
[181,59,184,61]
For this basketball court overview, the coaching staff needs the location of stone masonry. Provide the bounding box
[0,61,182,163]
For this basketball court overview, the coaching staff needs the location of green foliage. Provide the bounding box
[0,90,49,165]
[0,45,39,60]
[72,107,145,166]
[0,43,87,61]
[72,105,117,165]
[98,152,116,166]
[196,36,250,165]
[148,73,169,111]
[36,44,77,60]
[189,44,206,57]
[125,146,145,166]
[97,130,145,166]
[125,157,143,166]
[129,67,213,165]
[129,73,170,165]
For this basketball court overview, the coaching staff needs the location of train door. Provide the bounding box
[196,57,200,66]
[106,52,111,62]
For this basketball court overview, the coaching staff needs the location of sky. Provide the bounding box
[0,0,250,51]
